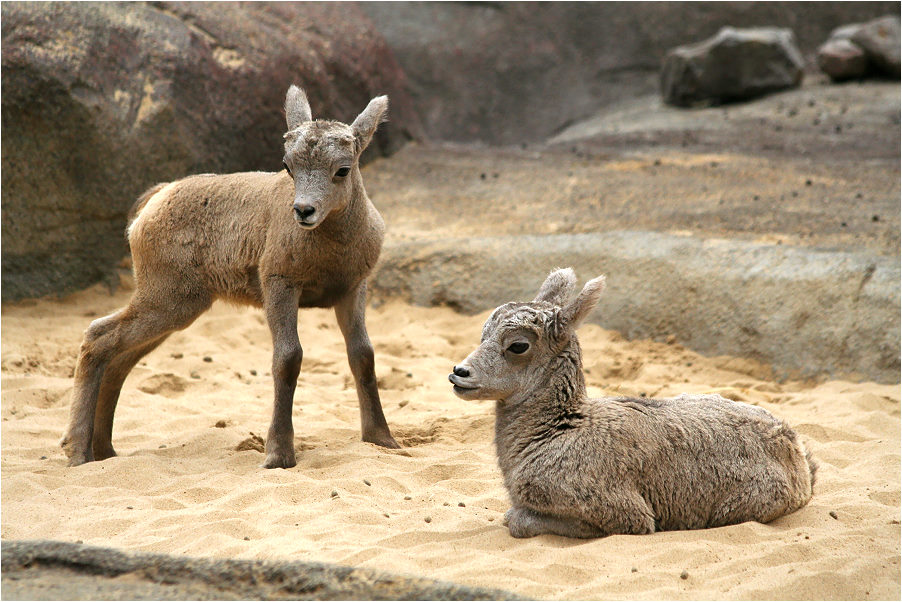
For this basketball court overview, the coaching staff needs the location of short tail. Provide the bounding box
[126,182,167,239]
[805,446,818,489]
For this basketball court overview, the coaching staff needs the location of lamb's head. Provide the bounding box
[281,85,388,229]
[449,269,606,403]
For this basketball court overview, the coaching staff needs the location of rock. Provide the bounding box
[849,16,901,77]
[1,2,422,301]
[372,231,900,383]
[818,16,901,80]
[2,539,519,600]
[661,27,804,107]
[817,38,869,81]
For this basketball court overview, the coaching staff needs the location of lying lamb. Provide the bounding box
[449,268,817,538]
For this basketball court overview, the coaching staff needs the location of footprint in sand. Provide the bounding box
[137,373,190,397]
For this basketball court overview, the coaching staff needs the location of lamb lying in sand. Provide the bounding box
[449,268,817,539]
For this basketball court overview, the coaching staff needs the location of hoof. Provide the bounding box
[92,445,117,461]
[363,432,401,449]
[61,435,93,466]
[262,450,297,469]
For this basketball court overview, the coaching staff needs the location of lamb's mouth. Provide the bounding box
[448,374,479,393]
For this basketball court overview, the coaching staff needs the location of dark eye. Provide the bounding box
[507,342,529,354]
[335,166,351,178]
[283,161,292,176]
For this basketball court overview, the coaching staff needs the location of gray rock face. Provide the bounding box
[661,27,804,107]
[372,231,900,383]
[818,15,901,80]
[817,38,870,80]
[361,2,898,144]
[1,2,421,301]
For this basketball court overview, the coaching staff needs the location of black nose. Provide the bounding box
[294,204,316,220]
[453,365,470,377]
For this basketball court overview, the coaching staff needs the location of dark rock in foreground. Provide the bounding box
[1,539,519,601]
[661,27,804,107]
[1,2,421,302]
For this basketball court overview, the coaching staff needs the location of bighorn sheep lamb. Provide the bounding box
[61,85,398,469]
[449,269,817,538]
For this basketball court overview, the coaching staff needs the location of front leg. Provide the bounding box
[262,278,302,469]
[504,507,607,539]
[334,282,399,449]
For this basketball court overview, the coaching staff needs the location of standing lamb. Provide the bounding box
[449,268,817,538]
[61,85,399,469]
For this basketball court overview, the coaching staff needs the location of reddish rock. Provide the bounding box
[817,38,869,81]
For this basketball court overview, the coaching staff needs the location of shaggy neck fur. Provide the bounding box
[494,336,588,472]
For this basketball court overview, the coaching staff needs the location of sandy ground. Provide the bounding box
[1,280,899,600]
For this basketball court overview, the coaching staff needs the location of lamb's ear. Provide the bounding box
[352,95,388,154]
[561,275,606,329]
[285,85,312,130]
[533,268,577,306]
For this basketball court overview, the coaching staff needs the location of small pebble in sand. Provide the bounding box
[250,370,257,376]
[126,506,133,510]
[631,567,638,573]
[424,516,432,523]
[404,495,412,500]
[40,456,47,460]
[158,444,166,449]
[171,352,183,359]
[203,356,213,363]
[680,570,689,580]
[331,490,339,498]
[829,510,838,520]
[458,502,466,507]
[190,371,200,379]
[443,502,450,506]
[398,400,409,408]
[383,513,390,518]
[214,420,227,428]
[243,536,250,541]
[363,479,371,486]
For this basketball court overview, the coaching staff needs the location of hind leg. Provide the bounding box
[91,335,170,460]
[62,295,210,466]
[504,507,608,539]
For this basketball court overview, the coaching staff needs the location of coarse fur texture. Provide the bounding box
[61,85,398,469]
[450,268,817,538]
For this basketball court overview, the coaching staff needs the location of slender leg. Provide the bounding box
[91,335,169,460]
[61,296,209,466]
[334,281,399,449]
[262,278,302,469]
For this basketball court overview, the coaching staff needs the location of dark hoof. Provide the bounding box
[262,451,297,469]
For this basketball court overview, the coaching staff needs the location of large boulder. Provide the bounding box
[1,2,421,301]
[818,15,901,80]
[661,27,804,107]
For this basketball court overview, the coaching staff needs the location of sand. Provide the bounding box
[2,282,899,600]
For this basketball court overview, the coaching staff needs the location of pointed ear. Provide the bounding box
[561,275,606,329]
[285,85,312,130]
[533,268,577,306]
[351,95,388,154]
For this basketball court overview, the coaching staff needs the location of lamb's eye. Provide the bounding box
[507,342,529,354]
[283,162,292,176]
[335,166,351,178]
